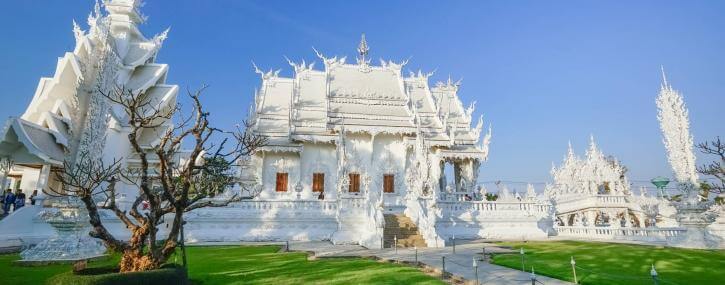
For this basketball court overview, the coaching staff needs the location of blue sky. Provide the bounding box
[0,1,723,190]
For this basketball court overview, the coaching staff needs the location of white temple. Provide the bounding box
[182,35,553,247]
[0,0,178,246]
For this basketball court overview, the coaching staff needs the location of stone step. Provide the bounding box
[383,213,426,248]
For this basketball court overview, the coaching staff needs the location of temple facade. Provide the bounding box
[239,35,491,208]
[0,0,178,245]
[181,36,555,247]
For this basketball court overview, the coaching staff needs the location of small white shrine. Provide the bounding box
[546,137,688,244]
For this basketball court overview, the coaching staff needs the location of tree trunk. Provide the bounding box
[119,249,158,272]
[118,224,158,272]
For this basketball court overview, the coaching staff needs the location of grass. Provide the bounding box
[0,245,443,285]
[0,252,121,285]
[185,246,443,285]
[491,240,725,285]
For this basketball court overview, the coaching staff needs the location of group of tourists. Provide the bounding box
[1,189,38,216]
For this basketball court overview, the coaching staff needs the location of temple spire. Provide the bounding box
[587,135,598,155]
[661,65,669,88]
[357,33,369,65]
[567,140,575,159]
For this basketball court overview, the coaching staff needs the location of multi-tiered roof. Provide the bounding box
[0,0,177,165]
[249,35,491,160]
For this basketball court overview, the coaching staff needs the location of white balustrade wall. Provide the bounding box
[435,200,554,240]
[555,195,630,214]
[183,199,341,243]
[555,226,687,244]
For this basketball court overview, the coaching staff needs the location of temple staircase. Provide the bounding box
[383,214,426,248]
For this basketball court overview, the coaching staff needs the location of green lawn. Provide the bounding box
[491,240,725,285]
[0,252,121,285]
[0,245,443,285]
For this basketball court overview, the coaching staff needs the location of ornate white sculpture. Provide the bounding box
[656,69,722,248]
[656,68,699,190]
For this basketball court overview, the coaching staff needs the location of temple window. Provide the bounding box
[275,172,288,192]
[348,173,360,193]
[312,173,324,192]
[383,174,394,193]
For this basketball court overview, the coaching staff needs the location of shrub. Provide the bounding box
[47,264,188,285]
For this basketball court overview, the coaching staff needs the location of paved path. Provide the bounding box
[290,241,574,285]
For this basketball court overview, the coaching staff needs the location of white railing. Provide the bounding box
[555,226,686,241]
[338,196,366,210]
[228,200,338,212]
[555,195,630,214]
[440,192,474,202]
[437,200,551,214]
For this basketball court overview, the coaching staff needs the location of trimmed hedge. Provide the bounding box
[46,264,188,285]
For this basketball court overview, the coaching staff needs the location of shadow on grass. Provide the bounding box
[185,246,443,285]
[491,240,725,285]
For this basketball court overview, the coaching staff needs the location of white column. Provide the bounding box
[34,164,51,202]
[0,173,7,190]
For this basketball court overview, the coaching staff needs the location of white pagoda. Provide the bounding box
[0,0,178,246]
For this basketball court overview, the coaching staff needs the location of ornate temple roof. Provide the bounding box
[0,118,66,166]
[0,0,177,165]
[249,35,492,158]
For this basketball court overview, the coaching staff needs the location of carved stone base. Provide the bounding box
[668,224,723,249]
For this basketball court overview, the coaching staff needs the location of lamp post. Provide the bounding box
[452,234,456,254]
[650,264,659,285]
[472,257,479,285]
[394,235,398,254]
[530,267,537,285]
[520,247,525,272]
[441,256,446,278]
[651,177,670,198]
[571,256,578,284]
[414,246,418,265]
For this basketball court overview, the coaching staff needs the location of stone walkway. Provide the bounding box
[289,241,574,285]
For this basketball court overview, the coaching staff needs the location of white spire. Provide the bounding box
[357,33,369,65]
[587,134,599,157]
[567,140,575,159]
[656,68,699,186]
[103,0,146,23]
[661,65,669,88]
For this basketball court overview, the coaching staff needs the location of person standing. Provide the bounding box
[3,189,15,214]
[29,190,38,206]
[14,189,26,211]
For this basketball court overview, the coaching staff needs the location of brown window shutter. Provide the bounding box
[276,173,288,192]
[349,173,360,193]
[313,173,324,192]
[383,174,394,193]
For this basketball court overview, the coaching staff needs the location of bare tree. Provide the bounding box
[697,136,724,197]
[50,84,266,272]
